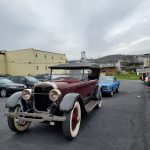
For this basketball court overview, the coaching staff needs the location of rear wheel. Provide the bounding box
[0,88,7,97]
[7,105,31,132]
[96,90,102,109]
[62,101,81,140]
[96,100,102,109]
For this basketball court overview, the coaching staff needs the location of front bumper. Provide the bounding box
[101,89,111,93]
[4,112,66,123]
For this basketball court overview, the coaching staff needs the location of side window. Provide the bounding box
[14,77,19,82]
[10,76,18,83]
[19,77,26,83]
[114,77,117,82]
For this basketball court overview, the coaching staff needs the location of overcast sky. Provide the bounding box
[0,0,150,60]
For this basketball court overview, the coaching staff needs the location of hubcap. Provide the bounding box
[1,89,6,97]
[14,107,27,126]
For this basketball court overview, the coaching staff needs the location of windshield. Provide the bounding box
[100,76,113,82]
[51,69,89,81]
[25,76,40,83]
[0,78,13,84]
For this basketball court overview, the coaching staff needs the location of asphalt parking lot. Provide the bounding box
[0,80,150,150]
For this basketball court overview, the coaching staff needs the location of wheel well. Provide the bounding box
[76,97,86,115]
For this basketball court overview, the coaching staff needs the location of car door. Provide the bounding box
[19,77,27,85]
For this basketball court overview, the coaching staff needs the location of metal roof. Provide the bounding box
[49,63,100,70]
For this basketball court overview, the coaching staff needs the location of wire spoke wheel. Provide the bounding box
[7,105,31,132]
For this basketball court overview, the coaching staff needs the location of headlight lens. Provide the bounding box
[22,89,32,101]
[49,89,62,102]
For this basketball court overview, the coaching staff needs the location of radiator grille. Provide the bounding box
[34,86,53,111]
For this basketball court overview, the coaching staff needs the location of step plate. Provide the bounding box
[85,100,99,113]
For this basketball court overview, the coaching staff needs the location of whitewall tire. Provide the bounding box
[62,101,81,140]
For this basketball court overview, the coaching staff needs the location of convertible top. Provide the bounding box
[49,63,101,70]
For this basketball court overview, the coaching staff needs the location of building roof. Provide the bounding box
[6,48,66,55]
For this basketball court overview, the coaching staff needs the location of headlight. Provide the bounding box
[49,89,62,102]
[22,89,32,101]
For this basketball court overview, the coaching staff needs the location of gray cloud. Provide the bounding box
[0,0,150,59]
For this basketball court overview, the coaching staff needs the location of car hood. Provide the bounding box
[3,82,26,87]
[99,81,113,87]
[34,79,95,97]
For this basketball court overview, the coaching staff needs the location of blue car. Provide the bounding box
[99,76,120,96]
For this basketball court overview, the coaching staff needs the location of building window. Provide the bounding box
[45,66,47,70]
[52,56,54,59]
[36,66,39,70]
[35,53,38,58]
[45,55,46,59]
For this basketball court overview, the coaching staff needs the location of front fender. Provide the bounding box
[5,92,24,109]
[59,93,81,112]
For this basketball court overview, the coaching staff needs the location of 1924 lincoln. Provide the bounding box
[5,63,102,140]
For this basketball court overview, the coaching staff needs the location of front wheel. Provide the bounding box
[7,105,31,133]
[110,90,113,97]
[0,88,7,97]
[62,101,81,140]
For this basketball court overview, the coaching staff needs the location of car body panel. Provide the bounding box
[0,78,26,96]
[5,92,23,109]
[7,76,41,88]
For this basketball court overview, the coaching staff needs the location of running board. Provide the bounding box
[85,100,99,113]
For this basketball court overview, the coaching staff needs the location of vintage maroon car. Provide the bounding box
[5,63,102,140]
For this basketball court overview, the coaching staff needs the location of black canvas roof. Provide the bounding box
[49,63,100,70]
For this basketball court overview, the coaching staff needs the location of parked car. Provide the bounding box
[99,76,120,96]
[144,74,150,86]
[0,77,26,97]
[7,76,41,88]
[34,73,61,82]
[140,72,149,81]
[5,63,102,140]
[34,73,51,82]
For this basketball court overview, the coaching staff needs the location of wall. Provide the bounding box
[0,53,7,75]
[6,48,67,76]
